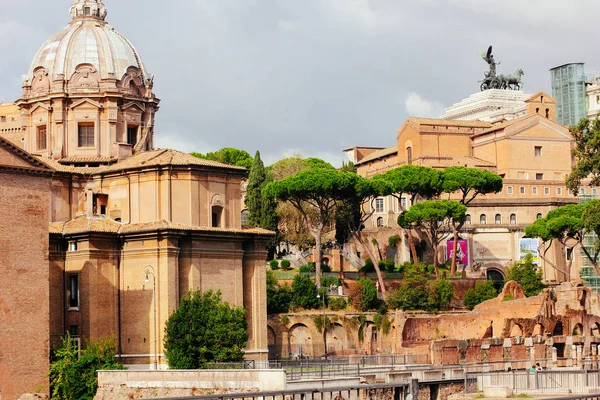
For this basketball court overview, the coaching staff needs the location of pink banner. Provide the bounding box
[447,239,469,266]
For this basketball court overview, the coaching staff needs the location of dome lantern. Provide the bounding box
[69,0,107,22]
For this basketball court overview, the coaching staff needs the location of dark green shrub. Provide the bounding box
[430,279,454,311]
[49,335,123,400]
[328,297,347,311]
[321,263,332,273]
[267,270,292,314]
[350,277,379,311]
[269,259,279,270]
[291,274,320,309]
[378,259,395,273]
[321,275,340,288]
[387,270,430,311]
[360,258,375,273]
[280,260,291,270]
[164,290,248,369]
[463,280,498,310]
[299,263,314,273]
[388,234,402,247]
[506,254,546,297]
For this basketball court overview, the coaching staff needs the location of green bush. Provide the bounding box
[269,259,279,270]
[360,258,375,273]
[280,260,291,270]
[378,259,395,273]
[328,297,347,311]
[506,254,546,297]
[164,290,247,369]
[299,263,314,273]
[463,280,498,310]
[321,263,332,273]
[321,275,340,288]
[350,277,379,311]
[291,274,320,309]
[388,234,402,247]
[267,270,292,314]
[430,279,454,311]
[387,270,430,311]
[49,335,123,400]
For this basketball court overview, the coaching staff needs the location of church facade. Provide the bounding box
[0,0,272,372]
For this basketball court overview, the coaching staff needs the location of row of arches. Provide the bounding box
[508,321,600,338]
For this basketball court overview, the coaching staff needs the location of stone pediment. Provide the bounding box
[69,98,103,110]
[122,101,146,112]
[29,102,51,114]
[505,116,571,141]
[0,137,53,173]
[525,91,556,105]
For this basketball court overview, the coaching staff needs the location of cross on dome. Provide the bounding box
[70,0,107,21]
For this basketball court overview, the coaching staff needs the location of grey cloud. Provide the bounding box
[2,0,600,166]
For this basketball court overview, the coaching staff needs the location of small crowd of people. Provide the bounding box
[506,363,543,372]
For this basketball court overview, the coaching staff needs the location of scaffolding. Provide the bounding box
[579,194,600,292]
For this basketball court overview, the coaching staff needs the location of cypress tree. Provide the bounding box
[246,151,267,227]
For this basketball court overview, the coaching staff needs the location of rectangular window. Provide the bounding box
[375,198,384,213]
[399,197,407,211]
[557,187,563,195]
[535,146,542,157]
[532,187,538,195]
[78,123,95,147]
[127,126,138,146]
[520,186,525,195]
[68,274,79,309]
[594,188,598,196]
[69,325,79,337]
[37,126,47,150]
[581,188,586,195]
[507,186,513,194]
[536,173,544,180]
[545,187,550,195]
[0,116,5,122]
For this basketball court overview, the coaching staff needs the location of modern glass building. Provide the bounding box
[550,63,587,126]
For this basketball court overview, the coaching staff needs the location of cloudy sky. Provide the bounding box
[1,1,600,166]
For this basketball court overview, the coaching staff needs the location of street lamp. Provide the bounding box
[145,265,158,370]
[317,291,327,359]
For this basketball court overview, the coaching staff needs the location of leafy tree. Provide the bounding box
[442,167,503,275]
[191,147,253,169]
[399,200,466,277]
[291,274,320,309]
[49,335,123,400]
[373,165,444,264]
[566,117,600,194]
[349,277,379,311]
[265,168,356,286]
[387,269,431,311]
[164,290,247,369]
[463,280,498,310]
[524,202,600,278]
[430,279,454,311]
[506,254,546,297]
[267,270,292,314]
[334,173,387,292]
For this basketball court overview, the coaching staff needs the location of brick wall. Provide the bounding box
[0,170,50,398]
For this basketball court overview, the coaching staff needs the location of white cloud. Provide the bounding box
[404,92,446,118]
[277,19,300,31]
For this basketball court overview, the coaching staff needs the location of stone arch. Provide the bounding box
[363,321,377,355]
[553,321,564,336]
[486,267,505,292]
[120,66,144,95]
[288,323,313,358]
[326,323,347,355]
[532,323,544,336]
[591,322,600,337]
[31,66,51,95]
[267,325,277,359]
[572,323,584,336]
[510,323,523,337]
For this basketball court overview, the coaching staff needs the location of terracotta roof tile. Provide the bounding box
[59,156,116,163]
[355,146,398,165]
[406,117,492,129]
[50,216,275,236]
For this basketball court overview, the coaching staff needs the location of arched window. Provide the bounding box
[545,108,550,118]
[406,147,413,164]
[495,214,501,225]
[480,214,487,225]
[510,214,517,225]
[536,213,543,220]
[376,217,384,227]
[241,210,250,227]
[465,214,471,225]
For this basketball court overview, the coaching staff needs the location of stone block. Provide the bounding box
[483,386,513,397]
[524,337,533,347]
[503,338,512,348]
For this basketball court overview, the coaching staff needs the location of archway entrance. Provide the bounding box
[486,268,505,291]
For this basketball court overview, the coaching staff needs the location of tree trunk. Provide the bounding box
[355,232,386,293]
[580,244,600,277]
[313,227,323,287]
[432,241,439,278]
[450,221,466,276]
[407,230,419,265]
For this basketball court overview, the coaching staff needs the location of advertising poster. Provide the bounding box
[447,239,469,266]
[519,238,540,265]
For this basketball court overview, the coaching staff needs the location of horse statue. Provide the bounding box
[498,69,524,90]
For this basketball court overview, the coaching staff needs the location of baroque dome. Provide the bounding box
[27,0,147,82]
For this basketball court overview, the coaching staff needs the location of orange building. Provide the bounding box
[346,92,579,284]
